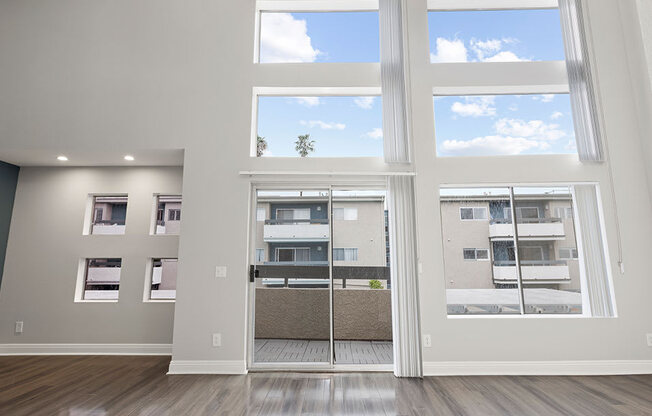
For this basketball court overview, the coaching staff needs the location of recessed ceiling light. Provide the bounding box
[57,155,68,161]
[124,155,135,161]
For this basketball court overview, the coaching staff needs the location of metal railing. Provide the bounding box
[493,260,568,267]
[489,217,562,225]
[264,218,329,225]
[93,219,126,225]
[251,264,390,288]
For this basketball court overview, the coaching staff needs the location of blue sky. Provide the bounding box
[429,9,566,62]
[257,96,383,157]
[434,94,576,156]
[257,10,576,157]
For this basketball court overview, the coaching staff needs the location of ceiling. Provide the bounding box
[0,148,184,167]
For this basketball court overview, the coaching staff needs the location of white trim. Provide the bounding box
[168,360,248,375]
[257,1,379,13]
[428,0,558,11]
[0,343,172,356]
[423,360,652,376]
[240,171,415,176]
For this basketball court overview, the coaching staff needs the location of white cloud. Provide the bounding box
[441,136,544,156]
[533,94,555,103]
[295,97,320,107]
[508,104,519,112]
[483,51,529,62]
[470,38,503,61]
[300,120,346,130]
[259,13,321,63]
[364,128,383,139]
[550,111,564,120]
[430,38,468,63]
[354,97,376,109]
[494,118,567,141]
[450,96,496,117]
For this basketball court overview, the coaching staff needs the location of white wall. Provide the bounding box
[0,167,182,345]
[0,0,650,371]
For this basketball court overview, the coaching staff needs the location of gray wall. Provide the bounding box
[0,161,19,287]
[0,167,182,344]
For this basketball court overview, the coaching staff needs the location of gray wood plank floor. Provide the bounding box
[255,339,394,364]
[2,356,652,415]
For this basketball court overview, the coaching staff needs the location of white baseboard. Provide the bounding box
[0,343,172,356]
[168,360,248,375]
[423,360,652,376]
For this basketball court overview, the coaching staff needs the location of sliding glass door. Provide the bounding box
[249,186,393,369]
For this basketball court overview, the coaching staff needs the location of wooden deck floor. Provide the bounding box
[1,356,652,415]
[254,339,393,364]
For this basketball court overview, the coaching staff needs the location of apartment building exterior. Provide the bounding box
[440,192,580,292]
[254,194,387,288]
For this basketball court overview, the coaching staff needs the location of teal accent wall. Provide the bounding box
[0,161,19,287]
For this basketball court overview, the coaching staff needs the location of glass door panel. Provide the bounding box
[331,189,393,365]
[252,189,332,365]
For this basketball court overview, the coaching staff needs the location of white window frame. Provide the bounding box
[459,206,487,221]
[333,247,359,261]
[333,207,358,220]
[256,248,266,262]
[559,247,578,260]
[428,0,558,12]
[143,258,178,303]
[462,248,489,261]
[74,258,122,303]
[256,207,266,221]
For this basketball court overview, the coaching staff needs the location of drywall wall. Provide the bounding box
[0,161,19,287]
[0,0,649,372]
[0,167,182,345]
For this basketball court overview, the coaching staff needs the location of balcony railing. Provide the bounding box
[92,219,126,235]
[252,263,390,288]
[263,219,329,242]
[492,260,570,284]
[489,217,565,240]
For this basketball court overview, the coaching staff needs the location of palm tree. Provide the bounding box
[256,136,268,157]
[295,134,315,157]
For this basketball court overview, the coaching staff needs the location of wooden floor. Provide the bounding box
[1,356,652,415]
[255,339,393,364]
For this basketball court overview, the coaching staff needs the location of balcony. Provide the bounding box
[92,220,126,235]
[263,219,329,242]
[86,266,121,284]
[492,260,570,284]
[489,218,565,240]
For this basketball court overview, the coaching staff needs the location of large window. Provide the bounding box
[333,248,359,262]
[153,195,182,235]
[79,258,122,301]
[434,94,576,156]
[147,258,177,301]
[255,94,383,157]
[440,186,588,315]
[429,9,566,63]
[258,11,379,63]
[88,196,128,235]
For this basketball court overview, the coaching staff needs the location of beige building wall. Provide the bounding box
[332,200,386,267]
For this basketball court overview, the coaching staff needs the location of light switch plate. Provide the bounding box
[646,333,652,347]
[215,266,227,278]
[15,321,23,333]
[212,333,222,347]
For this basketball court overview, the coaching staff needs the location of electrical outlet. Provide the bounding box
[212,333,222,347]
[215,266,227,278]
[15,321,23,334]
[646,333,652,347]
[423,334,432,348]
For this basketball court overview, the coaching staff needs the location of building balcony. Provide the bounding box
[492,260,570,284]
[263,219,329,242]
[92,220,126,235]
[86,266,121,284]
[489,218,565,240]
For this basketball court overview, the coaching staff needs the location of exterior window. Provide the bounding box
[434,94,576,157]
[441,186,584,315]
[276,208,310,223]
[255,95,383,158]
[258,12,379,63]
[276,247,310,262]
[148,258,177,300]
[82,258,122,300]
[89,196,127,235]
[168,209,181,221]
[333,207,358,220]
[429,9,565,63]
[256,207,266,221]
[154,195,182,235]
[460,207,487,220]
[333,248,358,262]
[555,207,574,219]
[256,248,265,262]
[463,248,488,261]
[559,247,579,260]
